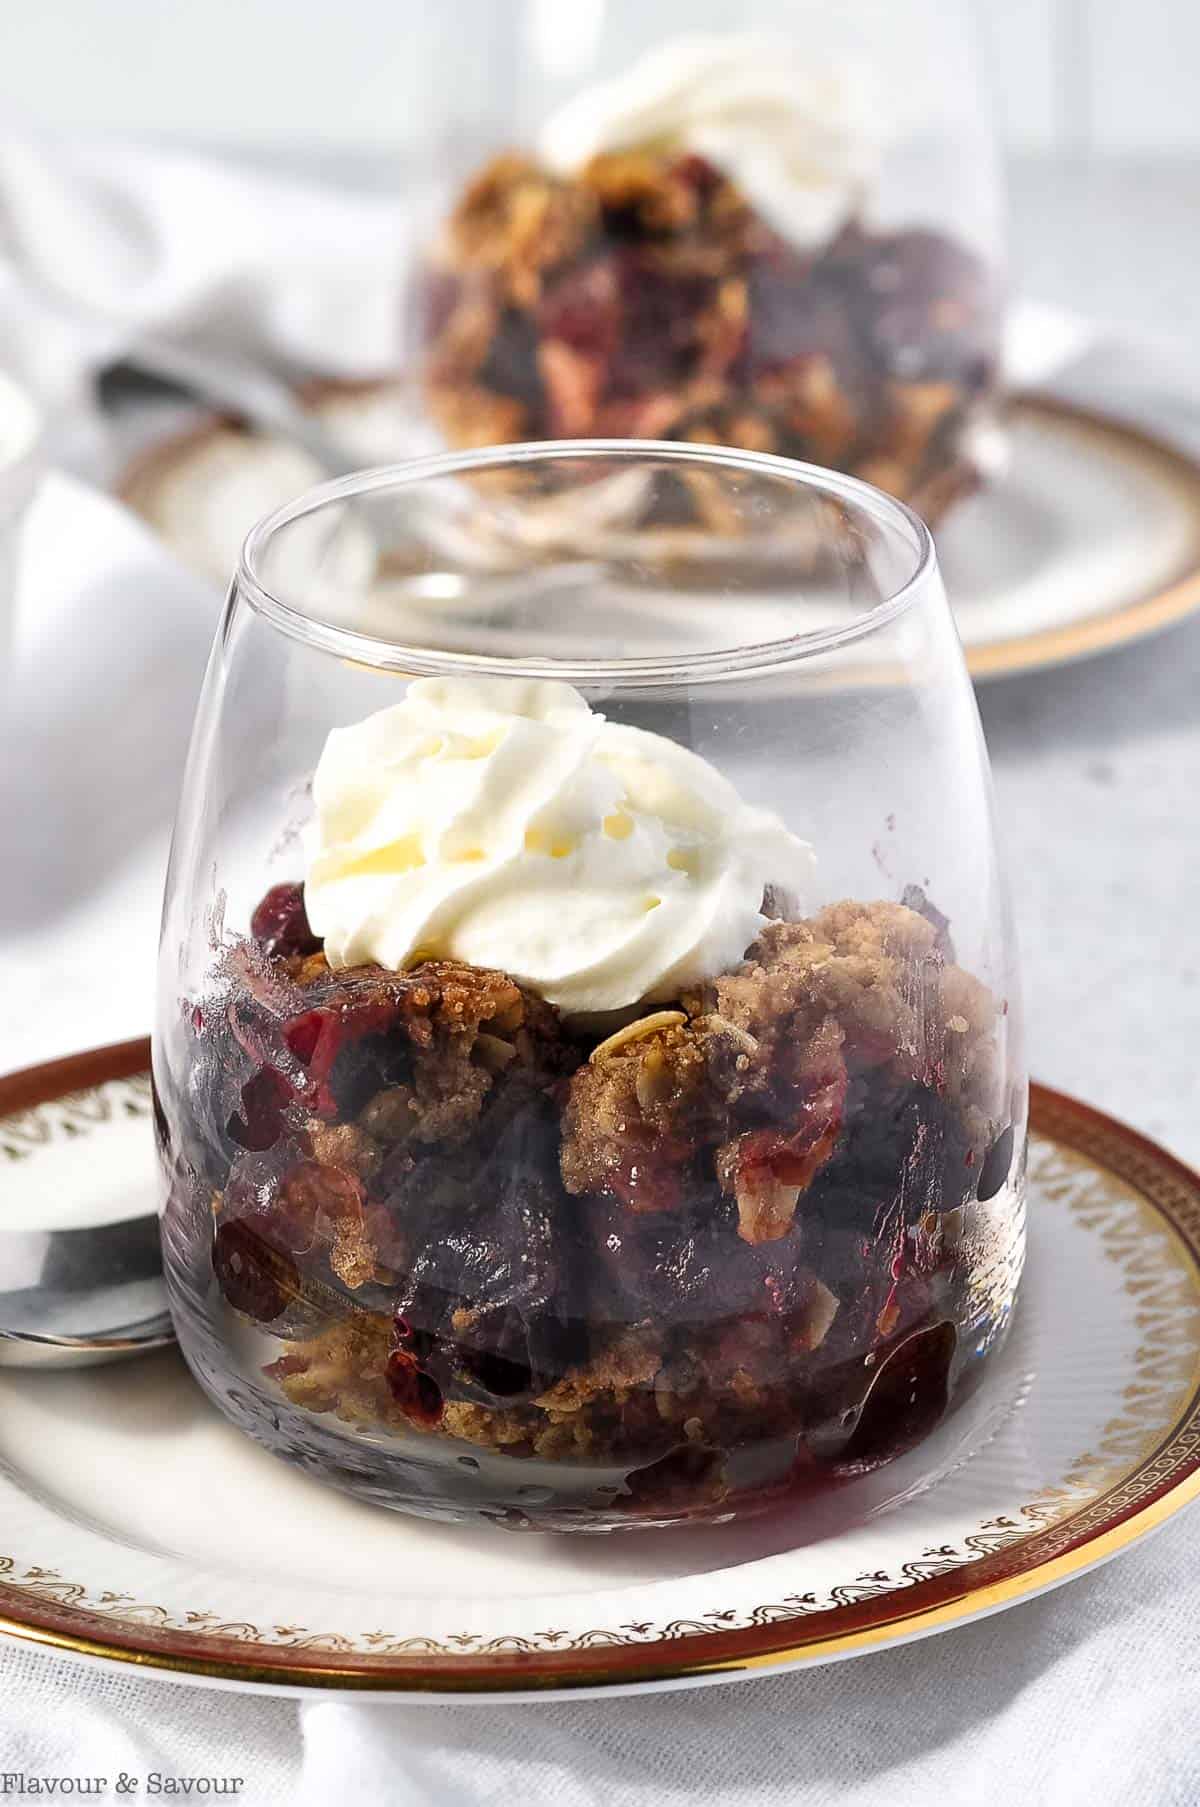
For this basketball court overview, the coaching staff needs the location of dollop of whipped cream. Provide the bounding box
[303,677,814,1019]
[538,33,881,249]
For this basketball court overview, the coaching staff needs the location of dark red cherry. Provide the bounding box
[213,1218,300,1323]
[977,1124,1016,1202]
[227,1067,292,1152]
[839,1321,957,1468]
[386,1351,444,1428]
[250,883,320,960]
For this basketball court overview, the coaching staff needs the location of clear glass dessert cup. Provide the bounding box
[155,441,1026,1532]
[410,0,1006,522]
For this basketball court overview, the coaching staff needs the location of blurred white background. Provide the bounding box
[0,0,1192,363]
[0,0,1191,154]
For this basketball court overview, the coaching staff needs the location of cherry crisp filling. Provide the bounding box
[167,884,1014,1513]
[419,149,999,524]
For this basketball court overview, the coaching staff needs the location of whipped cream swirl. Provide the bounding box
[303,677,813,1019]
[538,33,881,249]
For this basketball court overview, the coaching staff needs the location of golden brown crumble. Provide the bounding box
[218,898,1009,1484]
[419,146,997,520]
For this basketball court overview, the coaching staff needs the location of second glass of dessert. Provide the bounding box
[156,442,1026,1530]
[413,3,1005,521]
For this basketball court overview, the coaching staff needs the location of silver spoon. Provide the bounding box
[124,335,364,479]
[0,1214,174,1370]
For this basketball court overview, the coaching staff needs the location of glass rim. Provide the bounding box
[237,439,938,684]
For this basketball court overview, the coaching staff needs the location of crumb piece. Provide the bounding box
[562,899,999,1244]
[536,1327,663,1415]
[270,1312,401,1425]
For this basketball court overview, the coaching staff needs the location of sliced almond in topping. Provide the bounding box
[702,1013,759,1056]
[635,1048,674,1112]
[946,1014,970,1033]
[735,1176,801,1244]
[589,1010,687,1062]
[486,996,525,1033]
[794,1277,840,1353]
[476,1033,517,1072]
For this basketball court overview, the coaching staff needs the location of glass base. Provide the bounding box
[166,1183,1023,1535]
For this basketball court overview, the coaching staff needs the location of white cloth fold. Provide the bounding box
[0,470,215,1070]
[0,132,410,407]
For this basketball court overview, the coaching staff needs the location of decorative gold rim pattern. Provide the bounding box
[964,396,1200,679]
[1,1047,1199,1694]
[0,1072,151,1163]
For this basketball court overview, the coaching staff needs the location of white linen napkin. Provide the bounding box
[0,132,411,408]
[0,469,215,1075]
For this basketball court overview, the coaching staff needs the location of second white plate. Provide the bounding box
[118,392,1200,681]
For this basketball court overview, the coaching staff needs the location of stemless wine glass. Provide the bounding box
[155,442,1026,1533]
[409,0,1005,522]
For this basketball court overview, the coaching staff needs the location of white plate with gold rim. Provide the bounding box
[117,391,1200,683]
[1,1046,1198,1701]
